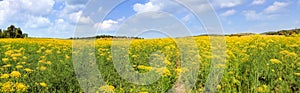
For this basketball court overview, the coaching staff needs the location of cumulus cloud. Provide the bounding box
[66,0,88,5]
[252,0,266,5]
[243,10,262,20]
[212,0,243,8]
[66,10,93,24]
[264,1,289,13]
[93,17,125,31]
[243,1,289,20]
[133,2,161,13]
[25,16,51,29]
[242,10,279,21]
[0,0,55,26]
[133,0,215,15]
[221,9,236,17]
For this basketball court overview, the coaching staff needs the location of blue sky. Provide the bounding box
[0,0,299,38]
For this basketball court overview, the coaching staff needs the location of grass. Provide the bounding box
[0,35,299,92]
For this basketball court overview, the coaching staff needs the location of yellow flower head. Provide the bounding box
[22,56,28,60]
[295,73,300,76]
[39,66,47,71]
[155,68,171,76]
[12,57,18,61]
[16,65,23,69]
[0,74,10,79]
[257,87,264,92]
[10,71,21,78]
[65,55,70,59]
[217,85,222,90]
[45,49,52,54]
[1,81,14,92]
[2,58,9,62]
[24,68,34,73]
[14,83,28,92]
[99,85,115,93]
[164,59,171,65]
[270,59,282,64]
[46,61,52,65]
[137,65,152,71]
[39,82,47,87]
[2,64,12,68]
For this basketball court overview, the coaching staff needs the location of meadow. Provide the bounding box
[0,35,299,93]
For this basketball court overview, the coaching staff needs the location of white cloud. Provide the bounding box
[252,0,266,5]
[69,11,83,23]
[66,0,88,5]
[221,9,236,17]
[264,1,289,13]
[133,2,161,13]
[243,1,289,20]
[213,0,243,8]
[25,16,51,29]
[243,10,279,20]
[20,0,55,15]
[220,2,241,8]
[78,16,93,24]
[133,0,215,16]
[93,18,125,31]
[0,0,55,27]
[243,10,261,20]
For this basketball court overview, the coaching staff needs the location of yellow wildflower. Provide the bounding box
[164,59,171,65]
[2,58,9,62]
[217,85,222,90]
[1,81,14,92]
[22,56,27,60]
[257,87,264,92]
[16,65,23,69]
[24,68,34,73]
[155,68,171,76]
[10,71,21,78]
[175,68,182,74]
[14,82,28,92]
[131,55,138,58]
[65,55,70,59]
[137,65,152,71]
[2,64,12,68]
[39,82,47,87]
[45,49,52,54]
[12,57,18,61]
[270,59,282,64]
[295,73,300,76]
[0,74,10,79]
[39,60,46,63]
[99,85,115,93]
[46,61,52,65]
[39,66,47,71]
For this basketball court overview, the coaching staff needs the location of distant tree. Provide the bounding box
[0,25,28,38]
[7,25,16,37]
[15,27,23,38]
[0,29,2,38]
[23,33,28,38]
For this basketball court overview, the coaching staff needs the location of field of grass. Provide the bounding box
[0,35,299,93]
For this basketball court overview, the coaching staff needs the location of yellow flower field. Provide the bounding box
[0,35,299,92]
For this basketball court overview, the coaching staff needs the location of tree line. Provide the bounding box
[71,35,143,39]
[0,25,28,38]
[261,28,300,36]
[226,28,300,37]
